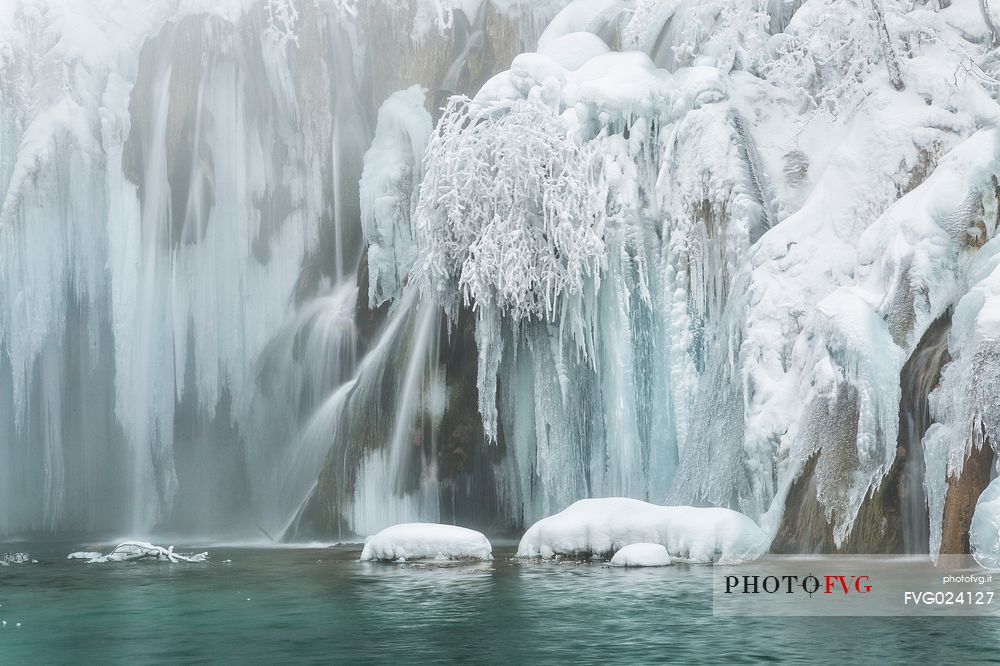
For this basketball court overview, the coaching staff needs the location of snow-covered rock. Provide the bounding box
[517,498,767,563]
[360,523,493,561]
[610,542,671,567]
[537,0,626,49]
[537,32,610,70]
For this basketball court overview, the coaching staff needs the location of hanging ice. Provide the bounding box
[2,0,1000,558]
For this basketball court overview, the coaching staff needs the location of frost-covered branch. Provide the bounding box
[981,0,1000,48]
[415,93,606,323]
[868,0,905,90]
[265,0,300,48]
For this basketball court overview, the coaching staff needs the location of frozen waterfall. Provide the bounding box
[3,0,1000,557]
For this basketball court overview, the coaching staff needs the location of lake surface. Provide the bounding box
[0,541,997,664]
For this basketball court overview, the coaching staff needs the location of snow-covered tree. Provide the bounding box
[761,0,905,116]
[415,92,607,323]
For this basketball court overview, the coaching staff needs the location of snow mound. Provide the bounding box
[537,0,626,49]
[537,32,610,70]
[610,543,671,567]
[472,43,672,118]
[360,523,493,562]
[517,498,767,563]
[971,478,1000,569]
[66,551,103,560]
[79,542,209,564]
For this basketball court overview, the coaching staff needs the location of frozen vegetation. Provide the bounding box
[66,552,104,561]
[2,0,1000,558]
[609,542,671,567]
[517,498,766,563]
[359,523,493,561]
[70,542,209,563]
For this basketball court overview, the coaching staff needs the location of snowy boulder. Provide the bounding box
[610,543,671,567]
[568,51,673,115]
[538,0,628,49]
[538,32,610,70]
[971,478,1000,569]
[517,498,767,563]
[509,53,567,96]
[360,523,492,562]
[674,66,728,109]
[474,45,672,121]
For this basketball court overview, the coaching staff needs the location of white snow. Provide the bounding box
[610,542,671,567]
[537,31,610,70]
[66,551,103,560]
[5,0,1000,556]
[361,86,432,308]
[972,477,1000,569]
[516,498,767,563]
[537,0,627,49]
[359,523,493,561]
[77,542,209,564]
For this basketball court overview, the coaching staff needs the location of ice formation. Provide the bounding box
[516,498,766,563]
[0,0,563,538]
[609,542,671,567]
[76,542,209,563]
[3,0,1000,558]
[361,86,432,308]
[359,522,493,561]
[66,551,104,561]
[972,477,1000,569]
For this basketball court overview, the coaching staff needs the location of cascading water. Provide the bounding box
[897,314,951,553]
[0,0,566,539]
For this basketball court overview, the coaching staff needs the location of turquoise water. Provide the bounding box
[0,542,997,664]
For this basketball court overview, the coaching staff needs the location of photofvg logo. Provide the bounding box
[723,573,872,596]
[712,556,1000,617]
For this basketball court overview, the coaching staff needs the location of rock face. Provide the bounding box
[772,315,952,554]
[772,451,907,554]
[289,3,536,542]
[940,442,994,555]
